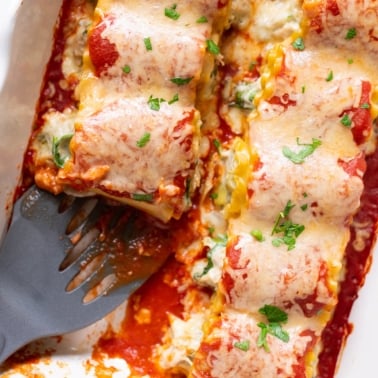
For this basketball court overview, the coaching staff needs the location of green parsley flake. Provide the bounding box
[168,93,179,104]
[144,37,152,51]
[347,58,354,64]
[292,37,305,51]
[131,193,154,202]
[213,139,221,152]
[259,304,288,323]
[210,192,218,200]
[251,229,265,242]
[52,134,74,168]
[170,77,193,86]
[206,39,220,55]
[148,95,165,111]
[345,28,357,40]
[195,234,228,278]
[300,204,308,211]
[360,103,370,109]
[234,340,250,351]
[165,4,180,20]
[232,81,260,110]
[326,70,334,82]
[257,305,289,352]
[122,65,131,74]
[271,200,305,251]
[282,138,322,164]
[136,132,151,148]
[340,113,352,127]
[257,322,290,352]
[196,15,208,23]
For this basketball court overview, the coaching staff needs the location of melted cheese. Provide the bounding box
[31,0,229,221]
[188,1,378,377]
[59,99,200,220]
[192,310,318,378]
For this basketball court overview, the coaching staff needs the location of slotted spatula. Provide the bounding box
[0,185,166,364]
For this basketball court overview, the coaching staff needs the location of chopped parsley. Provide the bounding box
[147,93,178,109]
[259,304,288,323]
[360,103,370,109]
[251,229,265,242]
[231,81,260,110]
[136,132,151,148]
[291,37,305,51]
[213,138,221,153]
[271,200,305,250]
[168,93,179,104]
[131,193,154,202]
[148,95,165,111]
[325,70,333,82]
[345,27,357,40]
[206,39,220,55]
[257,305,289,352]
[144,37,152,51]
[122,64,131,74]
[196,15,208,23]
[347,58,354,64]
[340,113,352,127]
[195,234,228,279]
[170,77,193,86]
[234,340,250,351]
[209,192,218,200]
[52,134,73,168]
[300,204,308,211]
[200,251,214,277]
[282,138,322,164]
[165,4,180,20]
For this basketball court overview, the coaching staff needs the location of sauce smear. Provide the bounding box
[318,147,378,377]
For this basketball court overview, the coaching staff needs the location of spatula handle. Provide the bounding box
[0,286,42,364]
[0,233,49,365]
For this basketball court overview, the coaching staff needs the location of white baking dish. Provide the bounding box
[0,1,376,377]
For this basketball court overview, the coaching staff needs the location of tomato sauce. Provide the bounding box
[94,257,186,377]
[318,147,378,377]
[19,0,81,197]
[88,18,120,76]
[34,0,78,124]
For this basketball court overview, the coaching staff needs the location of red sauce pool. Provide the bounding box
[318,147,378,377]
[94,257,186,377]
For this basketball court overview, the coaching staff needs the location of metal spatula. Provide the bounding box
[0,185,167,364]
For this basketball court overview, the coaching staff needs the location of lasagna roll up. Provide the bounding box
[31,0,229,222]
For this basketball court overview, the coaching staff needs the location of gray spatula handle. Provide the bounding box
[0,271,46,364]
